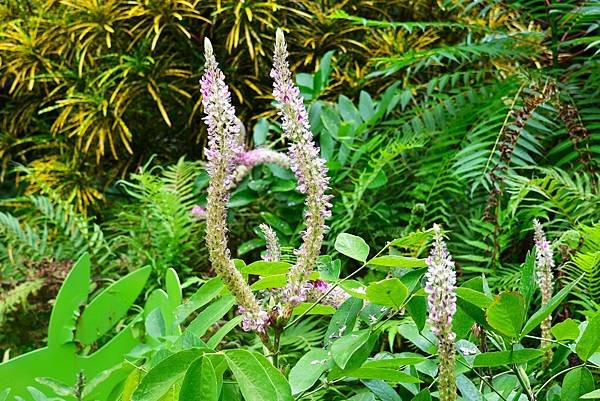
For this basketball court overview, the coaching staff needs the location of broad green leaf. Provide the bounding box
[366,278,408,308]
[486,292,525,338]
[292,303,336,315]
[405,296,427,332]
[581,390,600,399]
[325,297,363,346]
[456,288,493,309]
[289,348,331,395]
[362,379,402,401]
[132,349,210,401]
[318,256,341,281]
[390,230,432,249]
[519,251,536,311]
[206,316,243,349]
[367,255,426,269]
[334,367,421,383]
[242,261,291,276]
[251,272,319,290]
[76,266,151,345]
[456,374,483,401]
[576,313,600,361]
[224,350,293,401]
[48,252,90,347]
[176,277,224,323]
[521,278,580,338]
[361,356,427,368]
[560,367,594,401]
[335,233,370,262]
[339,280,368,299]
[186,296,234,337]
[331,330,371,369]
[165,268,182,310]
[551,319,580,341]
[179,356,219,401]
[411,389,432,401]
[472,349,544,367]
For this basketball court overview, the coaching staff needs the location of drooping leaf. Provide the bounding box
[560,367,595,401]
[576,313,600,361]
[335,233,370,262]
[224,350,293,401]
[132,349,210,401]
[486,292,525,338]
[331,330,372,369]
[325,297,363,346]
[472,349,544,367]
[366,278,408,308]
[179,356,219,401]
[289,349,331,395]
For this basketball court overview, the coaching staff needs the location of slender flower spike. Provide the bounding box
[533,219,555,363]
[425,224,457,401]
[271,29,332,311]
[260,224,281,262]
[201,38,266,333]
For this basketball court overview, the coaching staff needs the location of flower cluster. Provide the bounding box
[533,219,555,362]
[189,205,206,220]
[271,28,333,311]
[201,38,266,333]
[424,224,457,401]
[304,280,349,308]
[260,224,281,262]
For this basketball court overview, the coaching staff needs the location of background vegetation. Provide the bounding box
[0,0,598,399]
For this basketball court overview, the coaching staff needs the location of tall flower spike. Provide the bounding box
[533,219,555,364]
[201,38,267,333]
[260,224,281,262]
[271,28,332,310]
[425,224,457,401]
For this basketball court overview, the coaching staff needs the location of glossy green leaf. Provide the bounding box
[331,330,371,369]
[242,261,291,276]
[289,348,331,395]
[165,268,182,310]
[366,278,408,308]
[560,367,595,401]
[335,233,370,262]
[367,256,426,269]
[325,297,363,345]
[132,349,210,401]
[336,367,421,383]
[456,288,493,309]
[550,319,580,341]
[361,356,427,368]
[576,313,600,361]
[179,356,219,401]
[224,350,293,401]
[186,296,235,337]
[456,374,483,401]
[581,389,600,399]
[472,349,544,367]
[206,316,243,349]
[76,266,151,345]
[486,292,525,338]
[47,253,90,347]
[176,278,223,323]
[521,278,580,338]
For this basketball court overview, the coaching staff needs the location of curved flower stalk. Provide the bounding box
[233,148,290,184]
[259,223,281,262]
[201,38,267,333]
[533,219,555,363]
[271,28,332,310]
[425,224,457,401]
